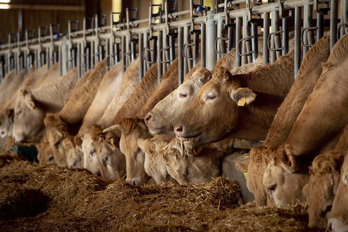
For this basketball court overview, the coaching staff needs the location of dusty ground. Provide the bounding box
[0,154,323,232]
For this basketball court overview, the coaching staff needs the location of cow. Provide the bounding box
[118,118,152,186]
[0,63,60,139]
[63,136,84,169]
[0,70,16,104]
[70,60,123,174]
[137,133,226,185]
[303,142,344,229]
[145,54,263,135]
[36,135,55,165]
[260,33,348,209]
[174,49,295,147]
[93,126,126,180]
[328,153,348,232]
[12,67,79,142]
[44,59,106,167]
[235,35,331,207]
[63,58,140,169]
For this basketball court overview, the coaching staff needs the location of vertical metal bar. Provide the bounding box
[193,31,199,67]
[294,6,301,78]
[86,47,90,71]
[227,25,234,52]
[206,11,217,71]
[121,36,126,72]
[99,45,103,62]
[183,25,189,75]
[152,37,157,67]
[157,30,162,85]
[303,3,311,57]
[201,23,206,68]
[235,17,242,67]
[342,0,348,35]
[317,12,324,41]
[59,45,62,76]
[271,10,280,62]
[178,26,184,85]
[138,33,144,81]
[263,12,270,65]
[282,17,289,56]
[131,40,136,62]
[144,32,149,71]
[330,0,338,51]
[169,34,175,63]
[251,22,258,62]
[216,19,224,60]
[77,43,81,78]
[114,43,119,64]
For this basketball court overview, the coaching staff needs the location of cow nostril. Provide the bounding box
[174,124,184,135]
[328,222,332,231]
[144,113,152,123]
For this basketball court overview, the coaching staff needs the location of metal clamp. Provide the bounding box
[301,26,317,47]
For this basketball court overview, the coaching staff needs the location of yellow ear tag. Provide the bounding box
[243,170,248,179]
[237,97,246,106]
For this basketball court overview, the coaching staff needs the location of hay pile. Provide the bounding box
[0,160,317,231]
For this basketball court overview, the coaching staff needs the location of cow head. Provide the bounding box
[137,134,175,184]
[174,67,262,147]
[36,136,55,165]
[304,153,341,229]
[328,154,348,232]
[80,125,102,175]
[0,109,14,138]
[145,68,212,135]
[44,113,69,167]
[161,137,222,185]
[235,146,272,206]
[95,130,126,180]
[13,89,46,142]
[117,118,152,186]
[262,145,309,206]
[62,136,84,169]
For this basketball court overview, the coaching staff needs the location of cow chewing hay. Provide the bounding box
[0,160,313,231]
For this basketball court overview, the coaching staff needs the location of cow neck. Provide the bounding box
[31,69,77,113]
[229,92,285,142]
[239,51,294,98]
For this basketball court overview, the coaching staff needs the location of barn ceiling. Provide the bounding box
[2,0,85,11]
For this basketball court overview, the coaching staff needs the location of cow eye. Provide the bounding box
[204,93,217,102]
[178,93,188,99]
[183,169,189,177]
[15,110,22,116]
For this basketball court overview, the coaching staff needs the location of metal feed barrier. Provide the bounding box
[0,0,347,84]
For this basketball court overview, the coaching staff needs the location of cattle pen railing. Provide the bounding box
[0,0,347,85]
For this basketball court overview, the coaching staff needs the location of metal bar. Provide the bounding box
[227,25,234,51]
[77,43,81,78]
[294,6,301,78]
[317,11,324,40]
[216,19,224,60]
[206,11,217,71]
[251,22,258,62]
[157,30,162,85]
[262,12,270,64]
[235,17,242,67]
[151,37,157,66]
[169,34,175,63]
[303,3,312,57]
[183,25,189,75]
[193,31,199,67]
[138,33,143,81]
[330,0,338,51]
[201,23,206,68]
[282,17,289,56]
[178,26,183,85]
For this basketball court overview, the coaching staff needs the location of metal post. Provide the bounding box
[62,35,68,75]
[169,34,175,63]
[178,26,183,85]
[138,33,143,81]
[206,11,217,71]
[317,11,324,41]
[251,22,258,62]
[242,15,251,65]
[216,19,224,60]
[271,10,280,63]
[114,43,119,64]
[86,47,90,71]
[294,7,301,78]
[121,36,126,72]
[183,25,189,75]
[282,17,289,56]
[235,17,242,67]
[193,31,199,67]
[330,0,338,51]
[201,23,206,68]
[157,30,163,85]
[227,25,234,52]
[342,0,348,36]
[77,43,81,78]
[151,37,157,67]
[303,3,312,57]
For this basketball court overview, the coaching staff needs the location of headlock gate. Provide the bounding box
[0,0,347,85]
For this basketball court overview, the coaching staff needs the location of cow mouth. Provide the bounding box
[147,126,164,135]
[175,133,202,148]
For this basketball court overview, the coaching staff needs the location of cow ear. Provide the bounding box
[103,124,121,134]
[74,135,82,146]
[230,87,256,107]
[109,137,117,149]
[23,91,36,109]
[235,159,250,172]
[5,109,14,118]
[199,69,212,84]
[278,146,299,173]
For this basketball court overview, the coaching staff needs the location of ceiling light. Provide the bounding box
[0,0,10,3]
[0,4,10,9]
